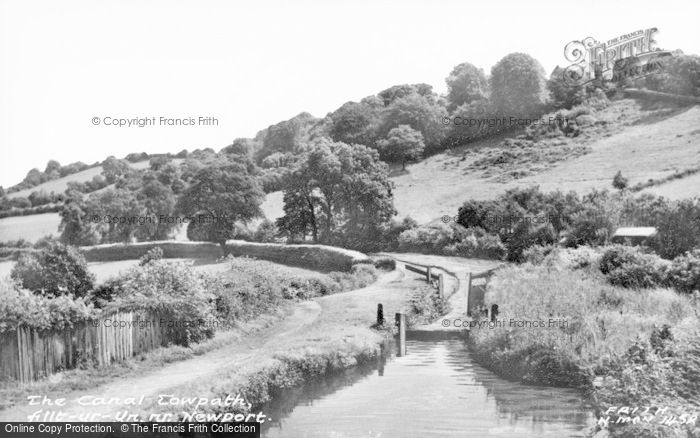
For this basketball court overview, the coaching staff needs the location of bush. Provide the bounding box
[444,227,506,259]
[253,219,279,243]
[644,53,700,97]
[408,285,450,325]
[541,246,602,271]
[397,223,454,254]
[522,244,557,265]
[11,242,95,297]
[370,256,396,270]
[667,249,700,293]
[599,246,669,289]
[107,260,216,346]
[139,246,163,266]
[0,279,94,333]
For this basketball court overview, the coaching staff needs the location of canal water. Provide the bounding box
[260,338,595,437]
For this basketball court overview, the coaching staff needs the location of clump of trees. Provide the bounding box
[275,139,396,251]
[178,160,265,245]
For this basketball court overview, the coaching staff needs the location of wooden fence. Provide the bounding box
[0,310,168,383]
[466,267,502,316]
[400,261,453,299]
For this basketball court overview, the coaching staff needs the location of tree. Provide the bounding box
[645,53,700,97]
[547,66,587,109]
[221,138,255,157]
[612,171,628,191]
[328,101,380,146]
[177,162,264,245]
[277,140,396,249]
[28,190,52,207]
[135,179,178,241]
[377,83,436,106]
[10,196,31,209]
[377,125,425,170]
[59,196,101,246]
[253,219,279,243]
[11,242,95,297]
[101,156,131,184]
[378,93,447,154]
[86,188,144,243]
[445,62,488,111]
[44,160,61,174]
[23,168,43,187]
[149,156,170,171]
[490,53,547,118]
[260,112,317,158]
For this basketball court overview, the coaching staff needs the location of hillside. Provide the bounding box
[391,99,700,223]
[6,160,153,199]
[256,99,700,225]
[2,98,699,243]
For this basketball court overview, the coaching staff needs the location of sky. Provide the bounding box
[1,0,698,188]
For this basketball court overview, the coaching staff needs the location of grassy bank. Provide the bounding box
[467,254,700,437]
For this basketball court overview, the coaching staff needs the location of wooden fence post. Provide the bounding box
[426,267,432,282]
[438,273,444,299]
[395,313,406,357]
[377,304,384,326]
[466,272,472,316]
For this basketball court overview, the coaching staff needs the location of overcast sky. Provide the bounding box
[1,0,698,188]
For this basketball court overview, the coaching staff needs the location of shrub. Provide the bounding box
[397,223,454,254]
[644,53,700,96]
[139,246,163,266]
[546,67,588,109]
[408,285,449,325]
[370,256,396,271]
[444,228,506,260]
[11,242,95,297]
[107,260,216,346]
[541,246,602,271]
[253,219,279,243]
[522,244,557,265]
[599,246,669,289]
[667,249,700,293]
[0,279,94,333]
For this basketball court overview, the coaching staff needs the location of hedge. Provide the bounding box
[79,241,224,262]
[223,240,370,272]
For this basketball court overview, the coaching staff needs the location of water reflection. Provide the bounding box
[260,339,595,437]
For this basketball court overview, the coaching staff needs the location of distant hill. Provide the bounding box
[2,97,699,244]
[6,160,152,199]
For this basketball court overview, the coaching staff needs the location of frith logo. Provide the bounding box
[562,28,671,86]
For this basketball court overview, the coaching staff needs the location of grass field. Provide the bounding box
[0,212,60,242]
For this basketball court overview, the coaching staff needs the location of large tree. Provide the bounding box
[327,100,381,147]
[445,62,488,111]
[177,161,264,245]
[377,125,425,170]
[277,140,396,249]
[490,53,547,118]
[378,93,447,154]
